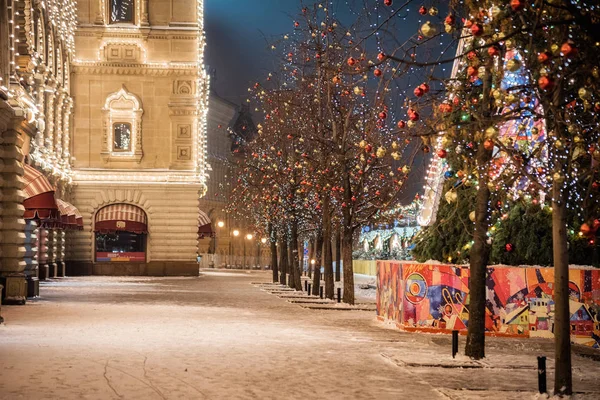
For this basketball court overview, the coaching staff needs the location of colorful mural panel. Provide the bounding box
[376,262,600,348]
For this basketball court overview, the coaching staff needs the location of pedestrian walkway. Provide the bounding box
[0,270,598,399]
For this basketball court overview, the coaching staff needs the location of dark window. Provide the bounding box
[113,122,131,151]
[111,0,134,23]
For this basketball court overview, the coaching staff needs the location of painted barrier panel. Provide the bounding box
[376,261,600,348]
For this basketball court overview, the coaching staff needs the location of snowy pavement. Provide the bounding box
[0,271,599,399]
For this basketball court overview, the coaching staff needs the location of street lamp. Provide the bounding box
[217,221,225,228]
[260,238,267,244]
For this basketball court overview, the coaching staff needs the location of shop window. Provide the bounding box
[110,0,134,24]
[96,232,146,262]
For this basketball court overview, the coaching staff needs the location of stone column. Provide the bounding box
[46,228,57,278]
[37,228,49,280]
[23,219,39,297]
[55,229,65,277]
[0,116,30,305]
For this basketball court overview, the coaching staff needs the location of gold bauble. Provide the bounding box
[578,87,591,100]
[593,66,600,79]
[485,126,499,138]
[444,190,458,203]
[376,147,386,158]
[469,211,476,222]
[429,7,438,16]
[445,23,454,33]
[420,21,438,38]
[506,59,521,72]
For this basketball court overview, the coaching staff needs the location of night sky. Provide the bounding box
[205,0,301,103]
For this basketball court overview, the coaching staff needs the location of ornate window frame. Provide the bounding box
[102,86,143,163]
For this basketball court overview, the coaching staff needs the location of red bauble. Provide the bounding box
[470,24,483,36]
[378,111,387,119]
[445,15,455,25]
[422,145,430,153]
[537,51,551,64]
[384,0,392,6]
[347,57,356,66]
[294,21,300,27]
[377,52,386,61]
[510,0,525,11]
[581,223,591,236]
[505,243,514,252]
[419,6,427,15]
[439,103,453,113]
[397,120,406,129]
[408,110,420,121]
[561,42,577,57]
[593,219,600,231]
[538,76,555,90]
[365,144,373,153]
[467,66,478,76]
[487,46,500,57]
[484,139,494,151]
[419,83,430,93]
[414,87,424,97]
[437,149,447,158]
[374,68,383,77]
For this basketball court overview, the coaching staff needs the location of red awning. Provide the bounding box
[22,164,59,222]
[95,203,148,234]
[197,211,213,239]
[56,199,83,230]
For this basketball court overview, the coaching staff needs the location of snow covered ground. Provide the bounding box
[0,271,599,399]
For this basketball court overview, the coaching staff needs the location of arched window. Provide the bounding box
[102,86,143,162]
[110,0,134,24]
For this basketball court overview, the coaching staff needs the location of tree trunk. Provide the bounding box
[279,234,288,286]
[552,171,573,396]
[464,143,492,360]
[291,221,302,291]
[269,223,278,283]
[322,196,334,299]
[308,238,315,278]
[335,227,341,282]
[288,233,295,289]
[312,230,323,296]
[341,226,354,305]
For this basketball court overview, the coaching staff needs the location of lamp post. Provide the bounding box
[215,221,224,267]
[244,233,253,268]
[231,229,239,267]
[260,237,267,269]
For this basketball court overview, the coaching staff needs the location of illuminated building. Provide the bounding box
[1,0,78,304]
[67,0,210,275]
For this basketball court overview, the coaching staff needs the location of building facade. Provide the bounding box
[1,0,79,306]
[67,0,210,276]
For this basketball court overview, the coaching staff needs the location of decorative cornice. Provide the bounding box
[72,62,198,76]
[76,25,200,40]
[73,169,207,186]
